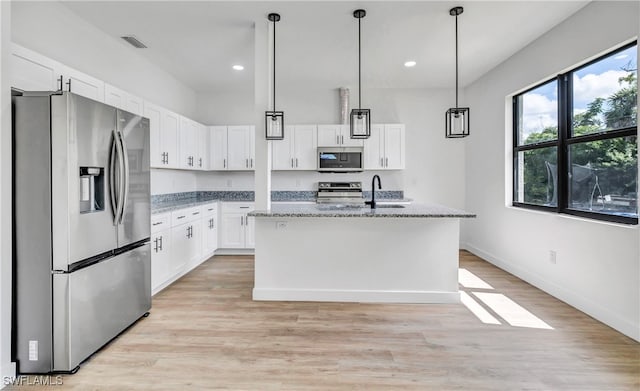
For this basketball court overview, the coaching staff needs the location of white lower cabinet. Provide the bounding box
[151,213,172,293]
[201,203,218,256]
[220,202,255,249]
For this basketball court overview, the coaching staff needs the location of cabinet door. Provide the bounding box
[364,124,384,170]
[293,125,318,170]
[196,123,209,170]
[339,125,365,147]
[202,215,218,255]
[179,116,197,169]
[151,230,171,292]
[63,65,105,102]
[170,224,190,276]
[272,125,294,170]
[384,124,405,169]
[317,125,341,147]
[125,94,143,116]
[209,126,228,170]
[245,215,255,248]
[227,125,253,170]
[144,102,164,168]
[163,110,180,169]
[220,212,245,248]
[104,84,126,109]
[187,221,202,267]
[11,44,61,91]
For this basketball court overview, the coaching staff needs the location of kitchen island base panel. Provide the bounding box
[253,217,461,304]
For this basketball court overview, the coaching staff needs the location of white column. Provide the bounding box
[254,18,271,210]
[0,0,16,386]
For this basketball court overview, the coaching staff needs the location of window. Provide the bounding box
[513,42,637,224]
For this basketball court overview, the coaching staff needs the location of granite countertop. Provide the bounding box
[248,203,475,218]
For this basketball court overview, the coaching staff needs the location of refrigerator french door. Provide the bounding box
[13,92,151,374]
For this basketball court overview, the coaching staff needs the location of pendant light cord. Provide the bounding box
[273,18,276,112]
[455,13,459,109]
[358,15,362,110]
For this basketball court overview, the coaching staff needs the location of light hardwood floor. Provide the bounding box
[7,251,639,390]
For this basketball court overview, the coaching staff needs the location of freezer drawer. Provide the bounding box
[52,242,150,371]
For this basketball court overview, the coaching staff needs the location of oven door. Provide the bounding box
[317,148,363,172]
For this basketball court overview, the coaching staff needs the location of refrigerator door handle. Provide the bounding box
[109,131,119,224]
[112,130,126,225]
[117,130,130,225]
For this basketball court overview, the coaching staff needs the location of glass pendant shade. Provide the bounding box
[445,107,470,138]
[265,111,284,140]
[350,109,370,139]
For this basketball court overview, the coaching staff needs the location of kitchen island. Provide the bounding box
[249,203,475,304]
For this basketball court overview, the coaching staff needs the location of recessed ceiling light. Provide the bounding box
[404,61,416,68]
[232,65,244,71]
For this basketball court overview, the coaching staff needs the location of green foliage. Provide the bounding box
[520,65,637,213]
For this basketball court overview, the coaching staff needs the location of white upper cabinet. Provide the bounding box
[196,123,209,170]
[145,101,179,169]
[317,124,364,147]
[11,44,61,91]
[209,126,228,170]
[272,125,317,170]
[104,84,126,109]
[364,124,405,170]
[227,125,255,171]
[61,65,105,103]
[125,94,143,116]
[179,116,197,169]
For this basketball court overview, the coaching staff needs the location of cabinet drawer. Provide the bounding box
[171,206,202,226]
[200,202,218,217]
[221,202,254,213]
[151,213,171,233]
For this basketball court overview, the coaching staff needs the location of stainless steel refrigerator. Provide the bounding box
[13,91,151,373]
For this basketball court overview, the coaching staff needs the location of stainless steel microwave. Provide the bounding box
[317,147,363,172]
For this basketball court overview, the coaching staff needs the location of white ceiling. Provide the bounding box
[61,1,589,93]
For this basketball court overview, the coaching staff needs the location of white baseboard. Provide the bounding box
[253,288,460,304]
[214,248,254,256]
[1,362,16,389]
[462,242,640,342]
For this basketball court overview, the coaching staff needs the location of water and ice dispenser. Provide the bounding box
[79,167,104,213]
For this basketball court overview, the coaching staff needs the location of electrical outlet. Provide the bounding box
[226,179,233,188]
[296,179,301,188]
[549,250,557,264]
[276,221,287,229]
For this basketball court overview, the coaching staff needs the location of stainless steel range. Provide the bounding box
[317,181,364,205]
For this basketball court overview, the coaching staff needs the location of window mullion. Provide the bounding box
[557,73,570,214]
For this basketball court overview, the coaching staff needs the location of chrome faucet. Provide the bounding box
[366,175,382,209]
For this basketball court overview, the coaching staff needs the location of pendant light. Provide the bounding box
[265,13,284,140]
[350,9,371,139]
[445,6,470,138]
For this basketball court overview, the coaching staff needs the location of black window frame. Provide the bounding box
[513,41,638,225]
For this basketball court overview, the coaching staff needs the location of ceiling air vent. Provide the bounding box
[121,35,147,49]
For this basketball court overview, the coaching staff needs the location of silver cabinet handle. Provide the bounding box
[159,236,163,251]
[199,157,202,167]
[341,135,344,144]
[336,135,339,145]
[240,216,244,226]
[223,158,226,168]
[153,238,159,252]
[291,158,294,168]
[176,215,185,220]
[295,158,298,168]
[380,157,384,167]
[152,222,162,226]
[250,158,253,168]
[245,159,248,168]
[385,157,388,167]
[245,216,249,225]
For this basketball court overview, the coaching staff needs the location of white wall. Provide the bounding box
[196,86,466,207]
[0,1,13,387]
[11,1,197,118]
[463,1,640,341]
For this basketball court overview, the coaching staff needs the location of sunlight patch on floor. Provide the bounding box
[460,291,502,325]
[472,292,554,330]
[458,268,494,289]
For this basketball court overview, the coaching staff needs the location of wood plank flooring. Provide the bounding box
[7,251,639,390]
